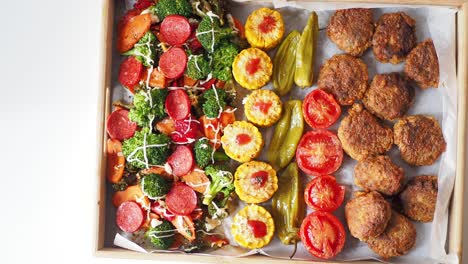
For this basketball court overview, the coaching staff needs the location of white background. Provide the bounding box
[0,0,465,263]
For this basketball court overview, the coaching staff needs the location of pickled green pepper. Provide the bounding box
[273,30,301,96]
[266,100,304,170]
[271,162,305,249]
[294,12,319,88]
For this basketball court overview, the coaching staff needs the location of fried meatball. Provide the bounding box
[345,191,392,241]
[327,8,374,57]
[372,12,416,64]
[366,211,416,259]
[338,104,393,161]
[394,115,446,166]
[399,175,438,222]
[354,155,405,196]
[363,73,415,121]
[318,54,369,106]
[404,39,440,89]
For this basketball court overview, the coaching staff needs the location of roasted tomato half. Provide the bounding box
[303,89,341,129]
[304,175,345,212]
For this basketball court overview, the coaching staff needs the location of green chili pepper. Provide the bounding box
[294,12,319,88]
[267,100,304,170]
[271,162,305,256]
[273,30,301,96]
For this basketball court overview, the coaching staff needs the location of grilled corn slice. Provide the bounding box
[232,48,273,90]
[244,90,282,127]
[231,205,275,249]
[234,161,278,203]
[221,121,263,162]
[245,8,285,50]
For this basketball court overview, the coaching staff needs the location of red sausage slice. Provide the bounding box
[167,145,194,177]
[107,109,137,141]
[119,56,143,93]
[116,201,144,233]
[165,89,191,121]
[159,47,187,79]
[166,183,197,215]
[160,15,192,46]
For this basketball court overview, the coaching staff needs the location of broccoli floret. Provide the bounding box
[112,181,128,192]
[155,0,192,20]
[122,129,171,169]
[191,0,226,25]
[194,138,229,168]
[146,220,175,249]
[141,173,171,198]
[201,88,227,118]
[202,164,234,206]
[186,54,211,80]
[129,89,168,128]
[196,15,233,53]
[212,42,238,81]
[123,31,158,67]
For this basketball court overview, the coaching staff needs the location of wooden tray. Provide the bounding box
[94,0,468,263]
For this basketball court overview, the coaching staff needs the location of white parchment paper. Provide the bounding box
[109,1,459,263]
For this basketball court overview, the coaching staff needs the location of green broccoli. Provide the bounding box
[123,31,158,67]
[141,173,171,198]
[202,164,234,206]
[212,42,238,81]
[129,88,168,128]
[201,88,227,118]
[122,129,171,169]
[207,185,233,219]
[146,220,175,249]
[186,54,211,80]
[196,15,234,53]
[194,138,229,168]
[155,0,192,20]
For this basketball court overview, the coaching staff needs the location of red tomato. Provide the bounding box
[300,211,346,259]
[304,175,345,212]
[303,89,341,129]
[296,130,343,176]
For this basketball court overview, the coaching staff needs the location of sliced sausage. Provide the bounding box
[159,47,187,79]
[160,15,192,46]
[116,201,145,233]
[167,145,194,177]
[166,183,197,215]
[107,109,137,141]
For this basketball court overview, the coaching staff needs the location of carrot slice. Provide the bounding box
[171,215,196,241]
[112,185,150,209]
[182,168,210,193]
[155,117,175,136]
[220,108,236,128]
[141,67,168,88]
[140,166,173,181]
[117,13,152,53]
[199,115,222,148]
[107,139,125,183]
[183,75,198,87]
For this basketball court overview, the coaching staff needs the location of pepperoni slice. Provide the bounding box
[160,15,192,46]
[165,89,191,121]
[106,109,137,141]
[116,201,144,233]
[166,183,198,215]
[167,145,194,177]
[119,56,143,92]
[159,47,188,79]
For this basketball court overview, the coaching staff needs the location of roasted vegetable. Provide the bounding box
[129,89,168,128]
[271,162,304,252]
[295,12,319,88]
[146,220,176,249]
[273,30,301,96]
[245,7,284,50]
[123,31,158,67]
[202,164,234,206]
[232,48,273,90]
[221,121,264,163]
[234,161,278,204]
[231,205,275,249]
[196,15,234,53]
[266,100,304,170]
[186,54,211,80]
[201,88,228,118]
[191,0,226,25]
[155,0,192,20]
[244,89,282,127]
[141,173,171,198]
[212,42,239,81]
[122,129,171,169]
[194,138,229,168]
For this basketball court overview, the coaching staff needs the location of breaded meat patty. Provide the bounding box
[327,8,374,57]
[338,104,393,161]
[399,175,438,222]
[394,115,446,166]
[318,54,369,106]
[345,191,392,241]
[363,72,415,121]
[354,155,405,196]
[404,39,440,89]
[366,211,416,259]
[372,12,416,64]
